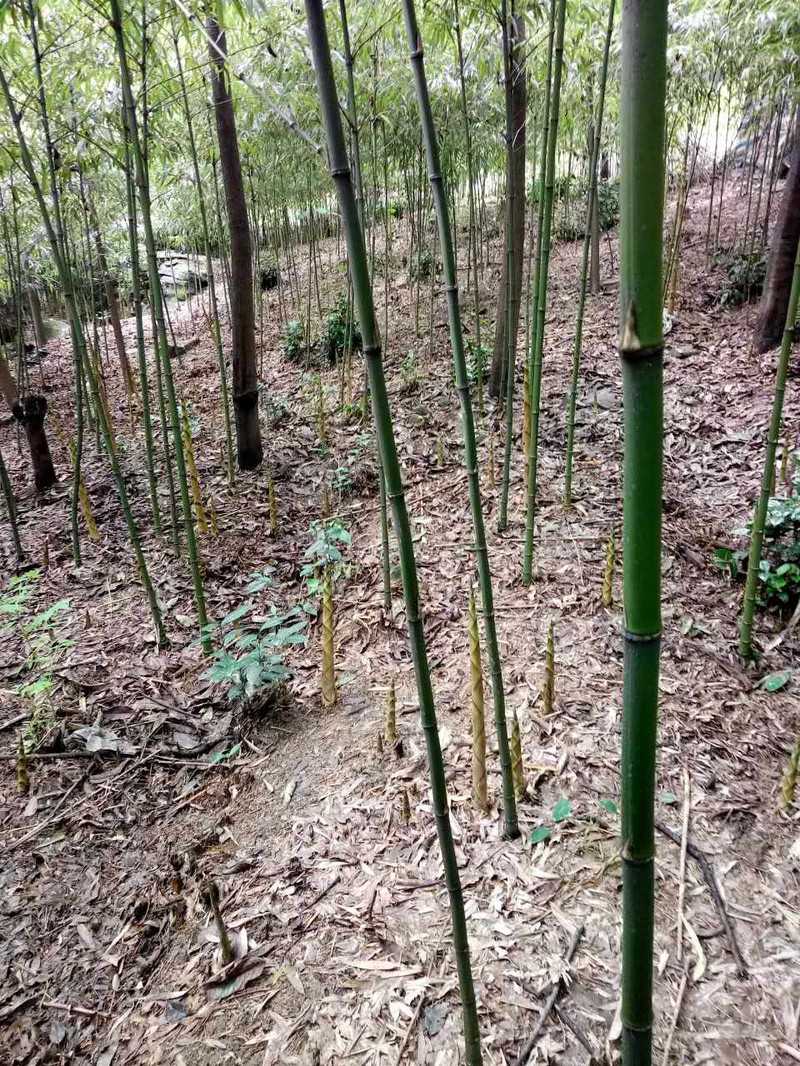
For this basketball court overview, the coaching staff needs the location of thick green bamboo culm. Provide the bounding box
[110,0,210,649]
[738,239,800,659]
[0,446,24,563]
[563,0,615,506]
[619,1,668,1063]
[522,0,566,585]
[402,0,519,840]
[303,2,482,1062]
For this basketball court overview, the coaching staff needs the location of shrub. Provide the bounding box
[199,571,307,706]
[281,319,306,362]
[714,474,800,611]
[409,250,433,281]
[321,292,362,363]
[713,251,766,307]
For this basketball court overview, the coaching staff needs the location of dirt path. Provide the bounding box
[2,178,800,1066]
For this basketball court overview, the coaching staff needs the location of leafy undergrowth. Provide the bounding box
[1,176,799,1066]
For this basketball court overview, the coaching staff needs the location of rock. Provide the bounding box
[593,386,615,410]
[140,253,208,298]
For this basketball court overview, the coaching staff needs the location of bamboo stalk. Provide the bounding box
[619,1,668,1061]
[321,567,336,706]
[468,590,488,812]
[385,678,397,746]
[563,0,615,506]
[403,0,519,839]
[0,446,24,563]
[110,0,209,649]
[739,238,800,659]
[522,0,564,583]
[305,3,482,1059]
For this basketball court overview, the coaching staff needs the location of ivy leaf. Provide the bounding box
[552,798,572,823]
[529,826,550,844]
[599,798,618,815]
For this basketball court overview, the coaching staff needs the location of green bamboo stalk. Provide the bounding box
[522,0,565,584]
[0,446,24,563]
[378,463,392,613]
[563,0,615,505]
[403,0,519,839]
[619,1,668,1062]
[304,3,482,1060]
[453,0,483,418]
[497,0,518,533]
[0,61,166,646]
[468,590,488,812]
[122,125,162,534]
[738,239,800,659]
[110,0,210,649]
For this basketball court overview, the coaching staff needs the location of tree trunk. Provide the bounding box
[757,139,800,353]
[13,394,56,491]
[489,13,526,399]
[208,14,263,470]
[0,345,17,410]
[27,287,46,350]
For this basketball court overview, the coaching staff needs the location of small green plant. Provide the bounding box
[2,571,74,750]
[529,796,618,844]
[408,250,433,281]
[300,518,351,611]
[465,340,488,386]
[398,349,421,394]
[280,318,306,362]
[556,181,619,241]
[713,250,766,307]
[714,481,800,610]
[331,433,375,498]
[199,588,307,706]
[320,292,362,363]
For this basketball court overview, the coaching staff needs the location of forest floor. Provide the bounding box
[1,176,799,1066]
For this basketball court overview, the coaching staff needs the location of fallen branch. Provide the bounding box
[0,712,27,733]
[553,1002,597,1058]
[659,960,690,1066]
[8,768,92,851]
[655,819,748,978]
[515,922,585,1066]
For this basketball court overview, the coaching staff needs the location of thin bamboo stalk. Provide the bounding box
[738,239,800,658]
[403,0,519,839]
[563,0,615,506]
[304,4,482,1060]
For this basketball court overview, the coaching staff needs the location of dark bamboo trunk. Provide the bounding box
[27,287,46,350]
[13,394,56,491]
[757,140,800,353]
[207,15,263,470]
[489,13,526,399]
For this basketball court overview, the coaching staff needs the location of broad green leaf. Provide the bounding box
[552,798,572,823]
[529,826,550,844]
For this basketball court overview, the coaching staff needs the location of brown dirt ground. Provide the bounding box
[1,174,799,1066]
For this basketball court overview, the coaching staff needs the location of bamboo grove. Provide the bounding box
[0,0,799,1063]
